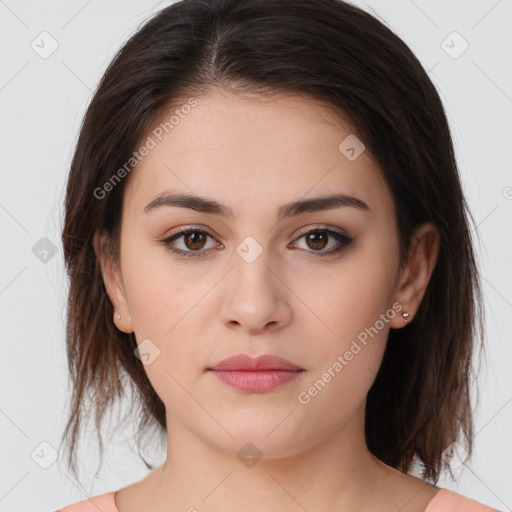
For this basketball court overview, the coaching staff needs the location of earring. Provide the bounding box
[115,313,121,321]
[402,311,410,324]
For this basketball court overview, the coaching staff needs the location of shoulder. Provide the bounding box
[55,491,118,512]
[425,488,503,512]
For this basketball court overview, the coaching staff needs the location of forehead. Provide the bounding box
[123,89,393,221]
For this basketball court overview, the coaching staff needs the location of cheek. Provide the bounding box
[122,268,201,409]
[121,235,191,330]
[296,278,391,423]
[293,260,395,406]
[301,259,394,344]
[121,247,208,378]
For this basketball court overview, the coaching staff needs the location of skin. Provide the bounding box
[94,89,440,512]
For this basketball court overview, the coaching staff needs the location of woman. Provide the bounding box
[56,0,501,510]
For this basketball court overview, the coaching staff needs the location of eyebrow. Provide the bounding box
[143,191,370,221]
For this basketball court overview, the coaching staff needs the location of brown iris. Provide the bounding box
[305,231,328,251]
[183,231,208,250]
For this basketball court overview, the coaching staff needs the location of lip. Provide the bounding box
[207,354,304,393]
[209,354,303,372]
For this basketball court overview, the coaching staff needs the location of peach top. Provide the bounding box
[55,488,502,511]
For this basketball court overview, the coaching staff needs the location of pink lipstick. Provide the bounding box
[208,354,304,393]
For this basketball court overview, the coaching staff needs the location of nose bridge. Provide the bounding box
[232,233,277,301]
[219,233,291,331]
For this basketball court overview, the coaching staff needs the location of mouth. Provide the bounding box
[207,353,305,393]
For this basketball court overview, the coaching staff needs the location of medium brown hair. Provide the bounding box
[60,0,485,484]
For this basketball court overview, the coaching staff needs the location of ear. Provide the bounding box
[92,229,134,333]
[389,222,440,329]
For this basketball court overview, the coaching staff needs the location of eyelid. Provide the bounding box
[164,224,218,241]
[293,224,348,238]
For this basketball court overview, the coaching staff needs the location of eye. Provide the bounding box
[160,227,219,260]
[160,225,354,260]
[290,225,354,257]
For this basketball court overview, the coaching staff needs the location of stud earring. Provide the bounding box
[402,311,410,324]
[115,313,121,321]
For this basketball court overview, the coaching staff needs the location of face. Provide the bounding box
[97,89,436,459]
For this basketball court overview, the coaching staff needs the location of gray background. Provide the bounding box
[0,0,511,511]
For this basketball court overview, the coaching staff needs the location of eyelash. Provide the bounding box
[160,225,354,260]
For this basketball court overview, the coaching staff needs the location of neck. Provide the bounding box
[148,401,387,511]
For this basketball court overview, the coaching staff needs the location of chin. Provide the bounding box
[203,423,316,462]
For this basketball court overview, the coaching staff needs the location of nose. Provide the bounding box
[219,246,292,335]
